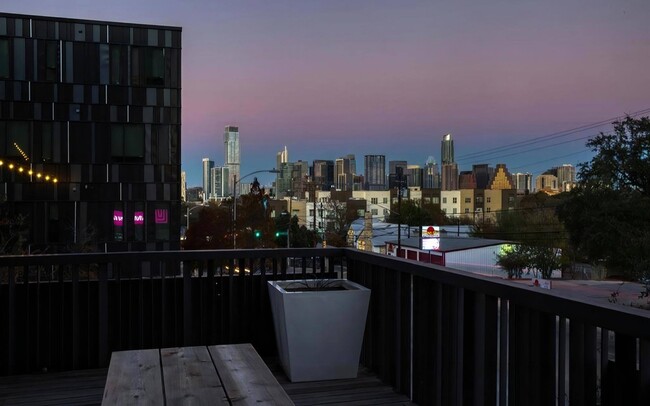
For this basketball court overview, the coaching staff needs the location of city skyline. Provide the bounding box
[6,0,650,186]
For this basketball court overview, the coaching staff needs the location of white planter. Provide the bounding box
[267,279,371,382]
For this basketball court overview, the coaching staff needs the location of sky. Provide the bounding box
[5,0,650,186]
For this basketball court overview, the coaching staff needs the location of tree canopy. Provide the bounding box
[557,116,650,279]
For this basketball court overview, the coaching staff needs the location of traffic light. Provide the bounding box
[275,231,287,237]
[254,230,261,239]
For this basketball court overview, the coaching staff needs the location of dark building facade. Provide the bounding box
[364,154,385,190]
[0,13,182,252]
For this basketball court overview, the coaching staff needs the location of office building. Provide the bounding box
[406,165,423,188]
[472,164,493,190]
[210,166,229,199]
[388,160,408,189]
[441,163,459,191]
[364,155,386,190]
[313,159,334,190]
[335,156,354,191]
[202,158,214,202]
[458,171,477,189]
[0,13,182,252]
[556,164,576,191]
[224,125,240,197]
[423,156,439,189]
[441,133,454,164]
[514,172,533,194]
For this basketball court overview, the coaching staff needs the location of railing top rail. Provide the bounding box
[0,247,346,266]
[343,248,650,338]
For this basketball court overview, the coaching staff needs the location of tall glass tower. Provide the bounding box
[364,155,386,190]
[224,125,240,197]
[441,133,454,164]
[202,158,214,202]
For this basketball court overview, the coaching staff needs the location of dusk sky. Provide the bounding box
[6,0,650,186]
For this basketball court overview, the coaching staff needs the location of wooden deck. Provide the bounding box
[0,363,415,405]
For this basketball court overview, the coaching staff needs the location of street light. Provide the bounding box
[232,169,280,249]
[185,204,205,230]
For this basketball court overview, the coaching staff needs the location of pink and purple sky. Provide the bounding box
[6,0,650,186]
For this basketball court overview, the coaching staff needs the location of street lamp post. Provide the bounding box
[232,169,279,249]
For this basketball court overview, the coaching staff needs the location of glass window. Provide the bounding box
[14,38,25,81]
[371,209,378,215]
[487,197,491,203]
[465,197,471,203]
[383,197,388,204]
[113,203,124,241]
[442,197,447,204]
[2,121,30,158]
[0,39,8,78]
[154,203,170,240]
[131,47,165,86]
[371,197,378,204]
[111,124,144,161]
[452,197,457,203]
[110,45,124,85]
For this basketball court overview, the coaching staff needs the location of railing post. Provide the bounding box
[98,263,108,366]
[183,260,192,345]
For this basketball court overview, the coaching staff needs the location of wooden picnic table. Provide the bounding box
[101,343,293,405]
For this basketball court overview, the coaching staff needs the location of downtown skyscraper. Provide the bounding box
[441,133,459,190]
[364,155,386,190]
[224,125,240,197]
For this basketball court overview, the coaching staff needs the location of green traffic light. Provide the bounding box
[254,230,261,238]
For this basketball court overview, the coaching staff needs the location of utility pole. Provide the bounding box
[396,167,403,257]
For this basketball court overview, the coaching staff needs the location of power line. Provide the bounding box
[455,107,650,163]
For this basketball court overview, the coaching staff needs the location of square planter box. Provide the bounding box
[268,279,371,382]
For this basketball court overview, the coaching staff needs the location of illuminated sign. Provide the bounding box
[421,225,440,250]
[155,209,168,224]
[113,210,124,226]
[134,211,144,225]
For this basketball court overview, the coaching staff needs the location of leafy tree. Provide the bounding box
[496,244,530,279]
[183,202,232,249]
[385,200,444,226]
[558,116,650,279]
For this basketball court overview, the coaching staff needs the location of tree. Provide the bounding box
[183,202,232,249]
[557,116,650,279]
[496,244,530,279]
[385,200,443,226]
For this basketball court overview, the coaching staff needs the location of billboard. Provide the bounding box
[421,225,440,250]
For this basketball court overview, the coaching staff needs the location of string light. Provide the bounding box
[0,158,60,183]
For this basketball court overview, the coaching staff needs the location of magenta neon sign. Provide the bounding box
[134,211,144,225]
[113,210,124,226]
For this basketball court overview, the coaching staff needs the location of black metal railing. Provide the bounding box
[2,248,650,405]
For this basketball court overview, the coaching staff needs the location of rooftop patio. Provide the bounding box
[1,248,649,405]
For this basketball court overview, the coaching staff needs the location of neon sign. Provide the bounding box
[113,210,124,226]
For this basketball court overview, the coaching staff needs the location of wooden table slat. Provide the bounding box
[161,346,229,405]
[102,349,161,406]
[209,343,295,405]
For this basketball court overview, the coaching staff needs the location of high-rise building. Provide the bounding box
[406,165,423,188]
[556,164,576,191]
[388,160,408,189]
[224,125,240,196]
[441,133,454,164]
[313,160,334,190]
[458,171,477,189]
[210,166,230,199]
[0,13,182,252]
[514,173,533,194]
[423,156,440,189]
[202,158,214,202]
[181,171,187,202]
[472,164,493,190]
[335,156,355,191]
[441,163,459,190]
[277,146,288,171]
[364,155,386,190]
